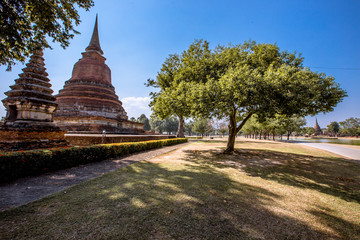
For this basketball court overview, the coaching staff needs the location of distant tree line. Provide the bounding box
[327,117,360,137]
[130,114,179,135]
[242,116,360,139]
[241,114,306,140]
[133,113,359,139]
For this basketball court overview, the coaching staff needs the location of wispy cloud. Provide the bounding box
[121,96,151,119]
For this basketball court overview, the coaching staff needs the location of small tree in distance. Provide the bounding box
[218,123,228,137]
[327,122,340,137]
[193,118,213,137]
[137,114,151,131]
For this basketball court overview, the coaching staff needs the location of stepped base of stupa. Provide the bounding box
[54,116,145,134]
[0,124,67,151]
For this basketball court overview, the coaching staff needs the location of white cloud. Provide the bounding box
[121,96,151,119]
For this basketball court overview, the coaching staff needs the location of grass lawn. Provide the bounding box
[0,140,359,239]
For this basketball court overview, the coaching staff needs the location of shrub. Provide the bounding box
[0,138,187,183]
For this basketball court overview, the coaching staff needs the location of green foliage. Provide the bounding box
[277,115,306,139]
[149,115,179,134]
[163,117,179,134]
[340,117,360,136]
[189,41,346,152]
[217,123,228,136]
[184,120,194,136]
[0,0,94,70]
[193,118,213,137]
[327,121,340,136]
[137,114,151,131]
[301,127,316,136]
[149,114,165,133]
[147,40,213,137]
[241,114,306,140]
[0,138,188,183]
[150,39,346,152]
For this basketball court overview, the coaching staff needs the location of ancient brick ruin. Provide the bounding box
[54,16,144,134]
[314,118,323,136]
[0,49,67,150]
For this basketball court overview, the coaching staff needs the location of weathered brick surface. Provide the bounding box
[54,17,135,134]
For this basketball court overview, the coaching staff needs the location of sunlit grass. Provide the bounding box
[0,140,359,239]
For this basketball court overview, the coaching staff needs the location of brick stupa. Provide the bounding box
[0,49,67,150]
[314,118,323,135]
[54,16,144,133]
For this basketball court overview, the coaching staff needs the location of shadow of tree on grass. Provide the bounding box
[183,148,360,204]
[0,161,336,239]
[1,146,359,239]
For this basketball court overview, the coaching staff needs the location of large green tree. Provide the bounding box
[189,41,347,153]
[1,0,94,70]
[147,40,213,138]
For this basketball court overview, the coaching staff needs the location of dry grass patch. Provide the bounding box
[0,141,359,239]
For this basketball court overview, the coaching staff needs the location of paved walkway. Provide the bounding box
[0,143,188,211]
[298,142,360,160]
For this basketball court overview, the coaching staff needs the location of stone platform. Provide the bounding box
[0,128,67,151]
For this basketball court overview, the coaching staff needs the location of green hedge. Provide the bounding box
[0,138,187,183]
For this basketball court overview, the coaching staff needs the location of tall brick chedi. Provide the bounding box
[54,17,143,133]
[0,49,67,150]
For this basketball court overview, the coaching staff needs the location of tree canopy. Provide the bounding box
[190,41,346,152]
[149,40,347,152]
[327,121,340,136]
[137,114,151,131]
[192,118,213,137]
[147,40,213,137]
[340,117,360,137]
[1,0,94,70]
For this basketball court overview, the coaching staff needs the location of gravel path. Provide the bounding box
[298,142,360,160]
[0,143,188,211]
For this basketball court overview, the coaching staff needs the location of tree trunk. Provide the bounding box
[224,113,237,153]
[287,131,291,140]
[225,126,236,153]
[224,111,253,154]
[177,115,185,138]
[272,131,275,141]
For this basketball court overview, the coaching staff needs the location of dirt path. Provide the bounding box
[0,143,189,211]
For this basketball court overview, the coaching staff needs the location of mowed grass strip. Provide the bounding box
[0,141,359,239]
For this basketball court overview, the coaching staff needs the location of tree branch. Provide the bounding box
[236,113,253,133]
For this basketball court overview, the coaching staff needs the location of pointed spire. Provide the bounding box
[85,14,104,55]
[314,118,321,130]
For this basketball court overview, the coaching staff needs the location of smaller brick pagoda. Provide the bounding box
[0,49,67,150]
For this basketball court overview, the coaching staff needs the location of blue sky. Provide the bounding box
[0,0,359,128]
